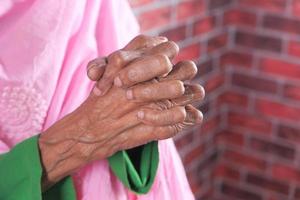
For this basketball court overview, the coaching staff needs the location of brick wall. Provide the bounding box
[129,0,300,199]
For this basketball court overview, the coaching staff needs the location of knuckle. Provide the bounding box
[108,50,126,67]
[175,106,187,122]
[154,101,169,110]
[156,54,172,73]
[171,124,182,136]
[165,41,180,56]
[137,34,148,42]
[172,80,185,95]
[134,35,152,47]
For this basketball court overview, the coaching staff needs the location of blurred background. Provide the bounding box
[129,0,300,199]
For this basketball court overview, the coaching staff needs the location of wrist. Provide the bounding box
[38,112,88,190]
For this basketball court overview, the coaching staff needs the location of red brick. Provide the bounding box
[198,100,210,115]
[160,25,187,42]
[288,40,300,57]
[246,173,289,195]
[250,137,295,160]
[199,188,215,200]
[228,112,272,134]
[189,179,202,194]
[138,6,172,31]
[176,43,201,61]
[221,182,263,200]
[212,163,240,181]
[238,0,287,12]
[205,74,225,93]
[295,187,300,199]
[186,170,204,194]
[215,129,245,147]
[284,84,300,101]
[193,16,216,36]
[174,130,194,149]
[177,0,205,20]
[263,15,300,35]
[223,150,267,171]
[256,98,300,121]
[235,31,282,52]
[272,164,300,183]
[232,72,278,94]
[184,144,205,165]
[200,114,221,134]
[267,194,289,200]
[224,9,257,26]
[197,150,219,172]
[260,58,300,80]
[220,51,253,68]
[278,124,300,144]
[207,33,228,53]
[196,59,213,77]
[217,91,249,108]
[293,0,300,17]
[209,0,233,10]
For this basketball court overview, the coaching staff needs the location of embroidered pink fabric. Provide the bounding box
[0,1,194,199]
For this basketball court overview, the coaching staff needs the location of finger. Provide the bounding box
[137,106,186,126]
[117,124,180,147]
[172,84,205,106]
[87,58,107,81]
[160,60,198,82]
[114,54,172,88]
[94,50,142,96]
[123,35,168,50]
[126,80,184,102]
[146,41,179,60]
[116,106,203,150]
[184,104,203,125]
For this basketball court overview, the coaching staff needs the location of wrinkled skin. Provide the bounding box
[38,35,205,190]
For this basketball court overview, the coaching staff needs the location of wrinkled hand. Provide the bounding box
[87,35,178,95]
[38,35,205,190]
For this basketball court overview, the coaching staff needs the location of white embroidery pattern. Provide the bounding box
[0,85,47,141]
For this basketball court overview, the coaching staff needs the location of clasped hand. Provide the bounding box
[39,35,205,189]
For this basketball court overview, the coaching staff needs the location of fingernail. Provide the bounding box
[114,76,122,87]
[93,87,102,96]
[126,89,133,99]
[157,36,167,41]
[137,111,144,119]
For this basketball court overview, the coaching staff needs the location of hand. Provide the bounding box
[87,35,178,95]
[38,35,205,190]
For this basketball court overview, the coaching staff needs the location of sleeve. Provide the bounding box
[0,135,77,200]
[108,141,159,194]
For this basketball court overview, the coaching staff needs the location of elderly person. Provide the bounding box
[0,1,204,200]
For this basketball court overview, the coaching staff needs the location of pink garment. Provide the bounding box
[0,0,194,199]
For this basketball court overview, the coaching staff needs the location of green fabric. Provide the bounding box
[0,135,76,200]
[0,135,159,200]
[108,141,159,194]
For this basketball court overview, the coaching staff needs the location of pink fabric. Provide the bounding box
[0,0,194,199]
